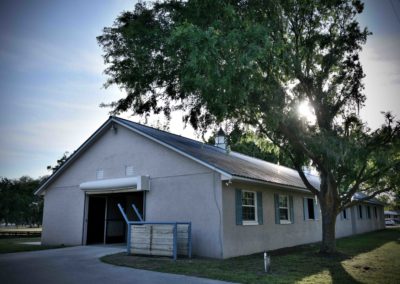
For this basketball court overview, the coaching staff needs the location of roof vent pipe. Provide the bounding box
[215,128,227,150]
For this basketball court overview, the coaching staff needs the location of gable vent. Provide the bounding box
[125,166,134,176]
[96,169,104,180]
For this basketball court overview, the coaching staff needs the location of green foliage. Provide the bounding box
[47,151,70,174]
[98,0,399,201]
[0,176,43,226]
[209,125,293,167]
[98,0,400,252]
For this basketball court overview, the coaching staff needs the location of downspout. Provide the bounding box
[213,172,223,258]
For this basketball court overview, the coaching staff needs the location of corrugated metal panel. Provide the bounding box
[115,117,320,190]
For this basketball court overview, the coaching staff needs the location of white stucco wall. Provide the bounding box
[221,181,385,258]
[335,207,354,238]
[40,121,385,259]
[41,124,223,257]
[352,204,385,234]
[222,181,322,258]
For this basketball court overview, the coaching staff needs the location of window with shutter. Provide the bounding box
[276,194,293,224]
[235,189,263,225]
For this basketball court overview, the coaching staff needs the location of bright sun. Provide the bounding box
[298,101,316,123]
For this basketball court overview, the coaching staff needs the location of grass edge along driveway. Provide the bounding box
[101,228,400,284]
[0,237,65,254]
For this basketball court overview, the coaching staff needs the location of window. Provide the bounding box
[303,197,318,220]
[279,195,290,222]
[367,206,371,219]
[274,194,293,224]
[242,191,257,224]
[358,205,363,219]
[235,189,263,225]
[342,209,347,220]
[374,207,378,219]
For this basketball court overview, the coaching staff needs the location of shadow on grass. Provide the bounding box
[101,228,400,284]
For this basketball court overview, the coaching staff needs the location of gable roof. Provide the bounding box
[36,116,318,195]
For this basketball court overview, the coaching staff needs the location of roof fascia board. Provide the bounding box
[231,176,313,194]
[34,118,114,195]
[113,118,233,179]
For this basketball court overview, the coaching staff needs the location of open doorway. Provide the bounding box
[86,192,144,245]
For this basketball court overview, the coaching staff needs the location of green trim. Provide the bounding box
[235,189,242,225]
[274,194,280,224]
[257,192,263,225]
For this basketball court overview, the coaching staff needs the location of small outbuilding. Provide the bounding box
[36,116,385,258]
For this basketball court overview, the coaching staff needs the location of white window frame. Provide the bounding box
[279,194,291,224]
[242,190,258,225]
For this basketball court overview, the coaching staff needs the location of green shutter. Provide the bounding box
[289,196,294,223]
[235,189,242,225]
[257,192,263,225]
[303,198,308,220]
[274,194,280,224]
[314,199,319,220]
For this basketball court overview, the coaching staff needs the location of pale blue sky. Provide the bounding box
[0,0,399,179]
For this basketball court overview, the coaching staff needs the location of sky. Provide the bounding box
[0,0,399,179]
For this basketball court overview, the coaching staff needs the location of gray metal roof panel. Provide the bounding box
[115,117,319,190]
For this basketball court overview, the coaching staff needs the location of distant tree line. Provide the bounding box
[0,151,70,227]
[0,176,44,227]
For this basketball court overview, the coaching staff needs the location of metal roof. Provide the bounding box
[37,116,381,201]
[352,192,385,205]
[115,117,320,190]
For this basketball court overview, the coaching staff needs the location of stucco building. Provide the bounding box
[36,116,385,259]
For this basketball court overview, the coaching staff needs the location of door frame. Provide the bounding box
[83,191,145,245]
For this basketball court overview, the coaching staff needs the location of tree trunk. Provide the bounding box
[318,173,340,254]
[320,204,337,253]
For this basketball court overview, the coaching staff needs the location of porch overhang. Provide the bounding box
[80,176,150,194]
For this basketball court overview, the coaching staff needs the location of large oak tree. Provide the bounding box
[98,0,400,253]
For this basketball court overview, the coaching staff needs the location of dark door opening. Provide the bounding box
[86,192,144,245]
[86,196,106,244]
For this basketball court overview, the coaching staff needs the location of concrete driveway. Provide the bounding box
[0,245,233,284]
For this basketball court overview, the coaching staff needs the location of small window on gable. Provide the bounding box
[125,166,134,176]
[358,205,363,219]
[96,169,104,180]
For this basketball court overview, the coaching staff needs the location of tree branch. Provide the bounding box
[343,187,392,210]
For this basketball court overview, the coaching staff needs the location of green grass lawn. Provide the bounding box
[101,228,400,284]
[0,237,64,254]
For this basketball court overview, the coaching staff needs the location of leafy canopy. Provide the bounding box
[98,0,399,208]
